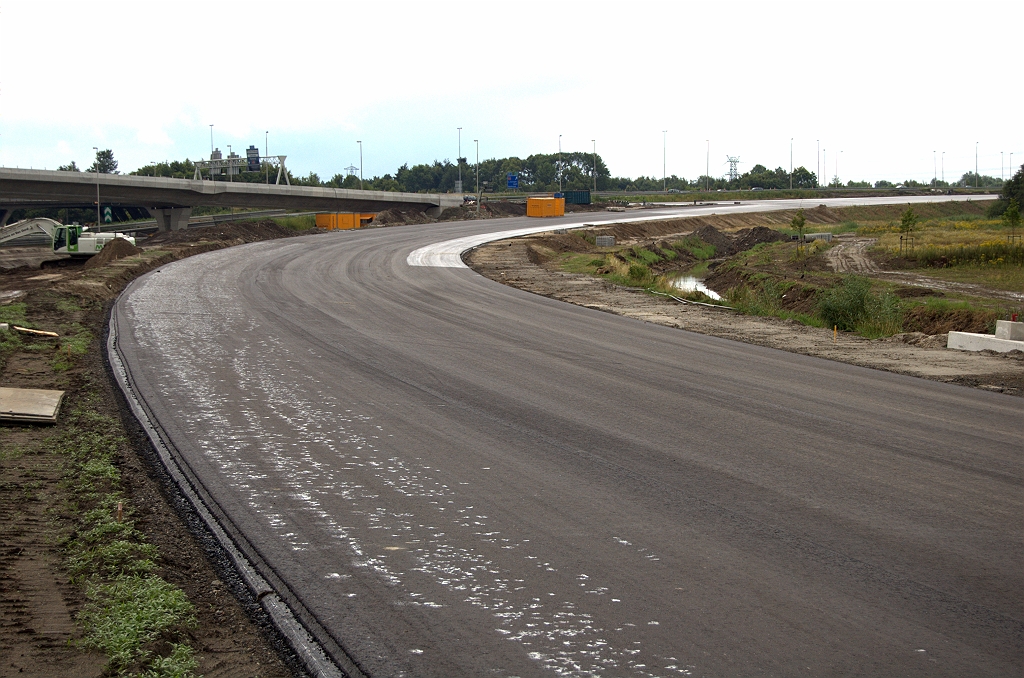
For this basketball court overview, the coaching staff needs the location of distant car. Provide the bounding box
[463,195,477,205]
[751,187,764,191]
[667,188,681,193]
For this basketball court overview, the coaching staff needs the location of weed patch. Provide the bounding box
[272,214,316,231]
[78,575,197,673]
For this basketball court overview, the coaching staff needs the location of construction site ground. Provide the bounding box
[0,206,1020,676]
[0,222,309,677]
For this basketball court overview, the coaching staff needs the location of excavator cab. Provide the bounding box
[53,225,67,251]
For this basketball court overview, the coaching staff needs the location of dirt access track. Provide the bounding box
[466,208,1024,397]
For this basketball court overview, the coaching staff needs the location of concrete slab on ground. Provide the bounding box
[948,328,1024,354]
[0,387,65,424]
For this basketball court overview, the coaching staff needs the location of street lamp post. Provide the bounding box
[705,140,709,192]
[357,141,363,190]
[663,130,667,192]
[592,140,596,192]
[975,142,979,188]
[790,138,793,190]
[474,139,479,214]
[558,135,562,192]
[457,127,462,192]
[92,146,100,227]
[265,131,269,185]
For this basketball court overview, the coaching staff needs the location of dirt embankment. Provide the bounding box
[466,215,1024,396]
[1,221,310,676]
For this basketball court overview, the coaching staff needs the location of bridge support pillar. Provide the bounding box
[147,207,192,232]
[0,209,11,228]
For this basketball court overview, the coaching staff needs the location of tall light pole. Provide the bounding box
[592,139,597,192]
[975,141,979,188]
[705,140,709,192]
[457,127,462,192]
[357,140,363,190]
[790,138,793,190]
[265,131,269,185]
[663,130,668,192]
[92,146,100,227]
[474,139,479,214]
[558,134,562,192]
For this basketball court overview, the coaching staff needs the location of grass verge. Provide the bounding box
[49,405,199,676]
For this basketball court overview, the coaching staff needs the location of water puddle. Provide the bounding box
[669,276,721,300]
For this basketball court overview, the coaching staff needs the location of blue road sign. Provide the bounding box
[507,173,519,189]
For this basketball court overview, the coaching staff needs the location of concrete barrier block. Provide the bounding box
[947,331,1024,353]
[995,320,1024,341]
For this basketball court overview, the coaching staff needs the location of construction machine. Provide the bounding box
[0,218,136,256]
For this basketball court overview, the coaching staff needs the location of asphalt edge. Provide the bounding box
[104,284,364,678]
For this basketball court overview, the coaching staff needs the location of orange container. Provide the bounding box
[316,213,375,230]
[526,197,565,218]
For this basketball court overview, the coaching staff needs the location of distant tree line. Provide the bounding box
[43,148,1014,203]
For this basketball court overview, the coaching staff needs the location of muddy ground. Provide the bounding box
[465,212,1024,397]
[1,221,309,677]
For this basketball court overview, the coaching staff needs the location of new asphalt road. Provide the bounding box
[112,199,1022,677]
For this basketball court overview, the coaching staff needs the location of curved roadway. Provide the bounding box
[111,198,1022,677]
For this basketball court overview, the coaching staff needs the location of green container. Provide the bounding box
[563,190,591,205]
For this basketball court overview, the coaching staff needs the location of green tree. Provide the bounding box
[899,206,918,235]
[86,149,118,174]
[58,161,80,172]
[1003,198,1021,240]
[791,209,807,242]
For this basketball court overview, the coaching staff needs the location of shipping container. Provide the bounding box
[316,213,376,230]
[564,190,591,205]
[526,197,565,218]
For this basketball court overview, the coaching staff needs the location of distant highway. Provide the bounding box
[111,196,1021,677]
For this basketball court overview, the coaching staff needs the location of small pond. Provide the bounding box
[669,276,722,301]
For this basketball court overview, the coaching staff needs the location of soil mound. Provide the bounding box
[691,225,736,256]
[484,201,527,217]
[83,237,143,269]
[903,307,997,334]
[145,220,302,246]
[733,226,787,251]
[371,208,434,226]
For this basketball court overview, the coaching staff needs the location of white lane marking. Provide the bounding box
[405,195,997,268]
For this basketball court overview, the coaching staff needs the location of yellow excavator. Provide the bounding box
[0,217,136,257]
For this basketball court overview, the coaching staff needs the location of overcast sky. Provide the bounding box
[2,0,1021,185]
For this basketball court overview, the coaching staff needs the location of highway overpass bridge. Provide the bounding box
[0,167,462,231]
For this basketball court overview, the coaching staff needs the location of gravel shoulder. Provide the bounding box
[466,231,1024,397]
